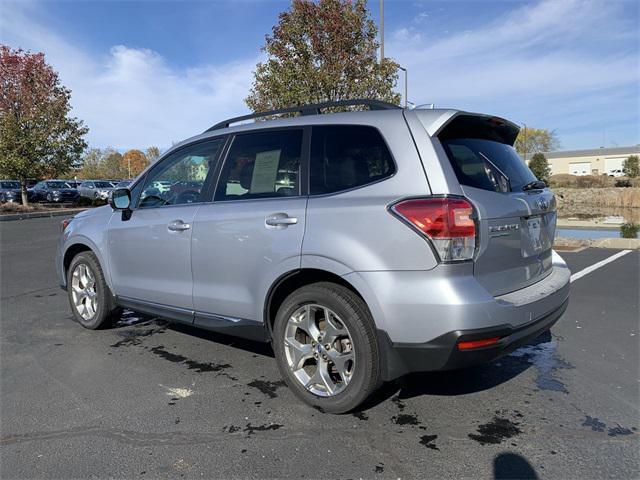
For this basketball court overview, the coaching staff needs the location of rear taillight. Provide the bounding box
[390,197,476,262]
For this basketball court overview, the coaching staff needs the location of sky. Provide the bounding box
[1,0,638,152]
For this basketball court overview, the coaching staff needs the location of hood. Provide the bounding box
[73,204,112,219]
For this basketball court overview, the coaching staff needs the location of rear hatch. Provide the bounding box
[437,114,557,296]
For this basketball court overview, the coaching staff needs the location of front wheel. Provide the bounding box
[67,252,120,329]
[272,282,381,413]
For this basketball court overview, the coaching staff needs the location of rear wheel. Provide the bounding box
[67,252,120,329]
[272,282,381,413]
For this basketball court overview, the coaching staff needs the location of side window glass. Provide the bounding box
[214,129,303,201]
[310,126,395,195]
[138,138,224,208]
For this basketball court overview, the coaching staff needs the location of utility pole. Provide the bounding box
[398,66,407,107]
[380,0,384,62]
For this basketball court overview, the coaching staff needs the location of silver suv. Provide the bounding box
[57,99,570,413]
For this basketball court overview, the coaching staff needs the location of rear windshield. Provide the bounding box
[441,138,536,192]
[1,181,20,189]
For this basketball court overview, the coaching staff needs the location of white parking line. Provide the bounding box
[570,250,632,283]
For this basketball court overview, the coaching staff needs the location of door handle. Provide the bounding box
[265,213,298,228]
[167,220,191,232]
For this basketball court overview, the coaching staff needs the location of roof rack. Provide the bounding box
[205,98,401,132]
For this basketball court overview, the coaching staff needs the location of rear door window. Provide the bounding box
[214,129,303,201]
[310,125,395,195]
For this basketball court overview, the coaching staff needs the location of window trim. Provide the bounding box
[211,126,309,203]
[307,124,398,198]
[128,135,229,211]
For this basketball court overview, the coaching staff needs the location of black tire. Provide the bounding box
[272,282,381,414]
[67,251,120,329]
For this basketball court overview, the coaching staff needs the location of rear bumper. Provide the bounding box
[343,251,571,380]
[378,297,568,379]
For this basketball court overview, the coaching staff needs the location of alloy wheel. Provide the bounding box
[283,304,355,397]
[71,263,98,320]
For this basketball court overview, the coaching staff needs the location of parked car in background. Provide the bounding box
[114,180,132,188]
[78,181,116,200]
[31,180,79,203]
[66,180,82,189]
[151,180,172,194]
[608,169,625,177]
[58,100,570,413]
[0,180,22,203]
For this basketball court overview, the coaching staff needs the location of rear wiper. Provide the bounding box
[522,180,546,191]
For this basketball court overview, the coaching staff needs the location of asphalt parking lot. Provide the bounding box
[1,216,638,479]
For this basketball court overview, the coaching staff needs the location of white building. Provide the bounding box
[540,145,640,176]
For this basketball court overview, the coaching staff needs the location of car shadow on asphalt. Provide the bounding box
[358,331,552,411]
[109,311,549,411]
[166,322,274,358]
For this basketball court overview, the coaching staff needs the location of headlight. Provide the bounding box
[52,190,61,195]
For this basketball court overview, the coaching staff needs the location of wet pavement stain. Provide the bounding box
[352,411,369,421]
[581,415,635,437]
[392,413,420,426]
[111,327,165,348]
[243,423,283,436]
[419,434,439,450]
[468,416,522,445]
[582,415,606,432]
[148,346,236,379]
[608,425,634,437]
[247,379,286,399]
[224,425,241,434]
[509,341,573,393]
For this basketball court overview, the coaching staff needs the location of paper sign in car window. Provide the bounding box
[250,149,281,193]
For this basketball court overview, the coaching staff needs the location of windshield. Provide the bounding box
[94,181,113,188]
[441,138,537,192]
[46,181,71,189]
[1,181,20,189]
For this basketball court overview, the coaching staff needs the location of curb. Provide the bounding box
[555,236,640,250]
[0,208,88,222]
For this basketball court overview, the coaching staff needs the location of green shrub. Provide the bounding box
[620,223,639,239]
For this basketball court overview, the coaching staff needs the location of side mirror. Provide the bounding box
[109,188,131,210]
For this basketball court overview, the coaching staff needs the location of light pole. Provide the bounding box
[380,0,384,62]
[523,123,528,163]
[398,66,407,107]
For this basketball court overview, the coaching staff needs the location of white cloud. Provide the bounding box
[0,2,258,150]
[387,0,640,148]
[1,0,637,150]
